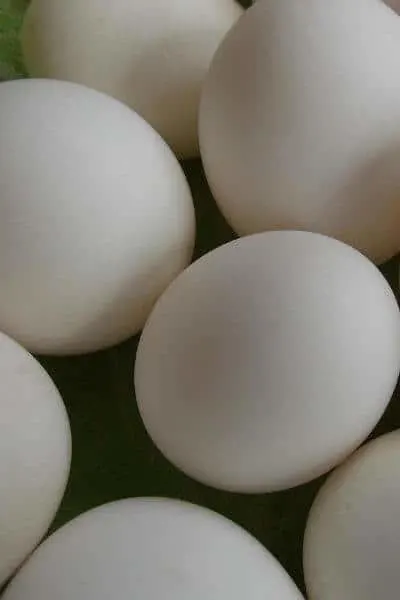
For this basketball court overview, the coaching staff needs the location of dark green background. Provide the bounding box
[1,0,399,594]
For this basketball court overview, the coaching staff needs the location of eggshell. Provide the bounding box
[3,498,304,600]
[135,231,400,492]
[199,0,400,263]
[0,331,71,586]
[21,0,243,158]
[0,79,195,355]
[304,431,400,600]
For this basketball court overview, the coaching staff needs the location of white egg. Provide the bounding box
[304,430,400,600]
[2,498,304,600]
[0,79,195,355]
[21,0,243,159]
[135,231,400,493]
[199,0,400,264]
[0,331,71,586]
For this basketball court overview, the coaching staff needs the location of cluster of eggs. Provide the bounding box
[2,0,400,598]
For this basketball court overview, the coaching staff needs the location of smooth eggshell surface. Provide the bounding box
[2,498,304,600]
[304,431,400,600]
[135,231,400,492]
[199,0,400,263]
[0,79,195,355]
[21,0,243,158]
[0,332,71,586]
